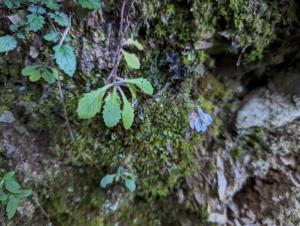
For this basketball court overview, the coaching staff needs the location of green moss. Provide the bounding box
[61,91,201,198]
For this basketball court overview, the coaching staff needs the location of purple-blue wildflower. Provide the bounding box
[189,107,213,133]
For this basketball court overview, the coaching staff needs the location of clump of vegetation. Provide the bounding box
[0,171,32,220]
[100,166,136,192]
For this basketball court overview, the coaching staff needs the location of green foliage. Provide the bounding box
[100,166,136,192]
[125,38,144,51]
[53,44,77,77]
[3,0,21,9]
[122,50,140,69]
[77,77,153,129]
[27,14,45,32]
[124,78,154,95]
[0,35,17,53]
[22,65,58,84]
[0,171,32,220]
[77,85,111,119]
[120,91,134,130]
[44,0,60,10]
[48,11,70,27]
[102,89,122,128]
[78,0,102,10]
[43,32,60,42]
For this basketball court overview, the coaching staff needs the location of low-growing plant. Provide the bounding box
[77,1,154,129]
[0,171,32,220]
[100,166,136,192]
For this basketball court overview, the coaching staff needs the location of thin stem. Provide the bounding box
[106,0,128,83]
[57,79,75,142]
[58,25,71,47]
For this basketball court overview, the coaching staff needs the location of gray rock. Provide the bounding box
[0,111,15,123]
[236,88,300,130]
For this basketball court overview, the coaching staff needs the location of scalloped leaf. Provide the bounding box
[121,92,134,130]
[27,14,45,32]
[78,0,101,9]
[54,44,76,77]
[124,78,153,95]
[6,195,19,220]
[0,35,17,53]
[77,85,110,119]
[102,90,121,127]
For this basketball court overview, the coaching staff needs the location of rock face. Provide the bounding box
[236,73,300,130]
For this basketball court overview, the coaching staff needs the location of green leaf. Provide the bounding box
[42,69,57,84]
[120,92,134,130]
[125,178,136,192]
[15,189,32,199]
[125,78,154,95]
[5,178,21,194]
[102,89,121,127]
[126,38,144,50]
[44,0,60,10]
[3,171,15,180]
[28,5,46,14]
[43,32,60,42]
[100,174,115,188]
[0,190,8,202]
[22,65,42,82]
[78,0,101,9]
[48,12,70,27]
[77,85,111,119]
[128,84,137,99]
[0,35,17,53]
[27,14,45,32]
[122,50,140,69]
[54,44,76,77]
[6,195,19,220]
[3,0,21,9]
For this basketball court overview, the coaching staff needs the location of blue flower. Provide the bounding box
[189,107,213,133]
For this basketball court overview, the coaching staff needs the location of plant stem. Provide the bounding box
[57,79,75,142]
[106,0,128,83]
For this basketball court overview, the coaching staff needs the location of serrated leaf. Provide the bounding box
[27,14,45,32]
[120,92,134,130]
[28,5,46,14]
[0,190,8,202]
[126,38,144,50]
[78,0,101,9]
[102,90,121,127]
[6,195,19,220]
[4,0,21,9]
[45,0,60,10]
[48,12,70,27]
[122,50,140,69]
[125,178,136,192]
[54,44,76,76]
[125,78,154,95]
[5,179,21,194]
[3,171,15,180]
[15,189,32,199]
[43,32,60,42]
[0,35,17,53]
[100,174,115,188]
[77,85,110,119]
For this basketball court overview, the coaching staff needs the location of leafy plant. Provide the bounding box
[78,0,102,9]
[77,38,153,129]
[0,35,17,53]
[100,166,136,192]
[0,171,32,220]
[22,65,58,84]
